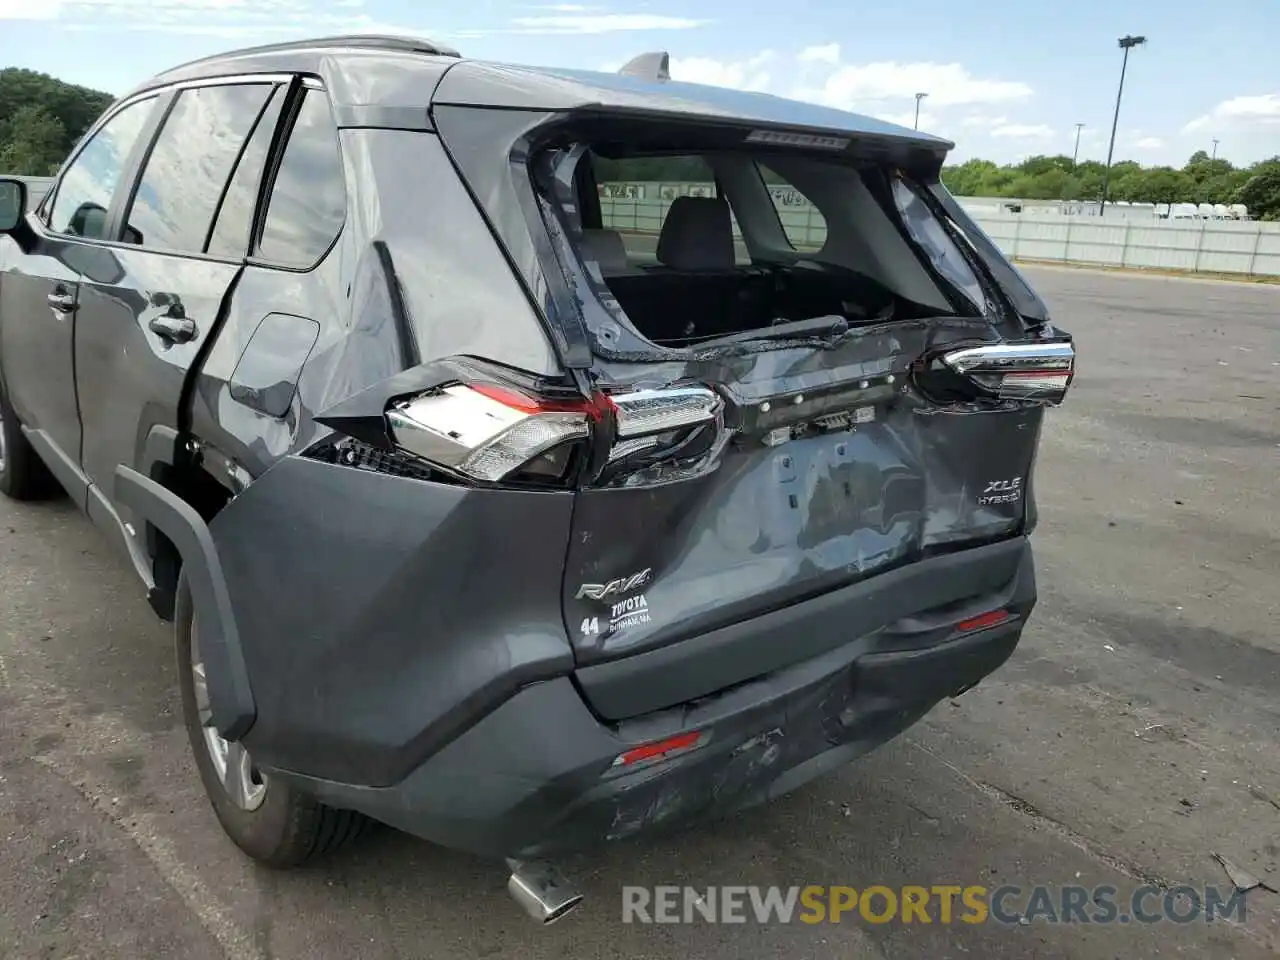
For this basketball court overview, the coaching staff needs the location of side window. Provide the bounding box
[206,88,286,258]
[256,88,346,268]
[123,83,275,254]
[757,163,828,252]
[48,97,156,240]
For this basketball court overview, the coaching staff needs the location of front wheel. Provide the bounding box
[175,573,367,866]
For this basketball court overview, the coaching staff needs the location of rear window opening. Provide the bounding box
[531,126,993,354]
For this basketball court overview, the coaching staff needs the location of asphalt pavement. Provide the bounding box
[1,265,1277,959]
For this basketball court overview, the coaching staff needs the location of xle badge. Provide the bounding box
[978,477,1023,506]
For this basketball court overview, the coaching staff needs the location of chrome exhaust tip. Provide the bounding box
[506,859,584,925]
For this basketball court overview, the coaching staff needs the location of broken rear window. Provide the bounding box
[533,129,992,352]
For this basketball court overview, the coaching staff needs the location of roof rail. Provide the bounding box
[618,51,670,82]
[161,34,461,73]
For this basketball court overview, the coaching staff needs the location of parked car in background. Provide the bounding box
[0,36,1074,923]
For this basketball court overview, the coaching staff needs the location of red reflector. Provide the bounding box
[956,609,1010,633]
[613,731,704,767]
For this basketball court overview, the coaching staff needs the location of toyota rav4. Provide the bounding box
[0,37,1073,921]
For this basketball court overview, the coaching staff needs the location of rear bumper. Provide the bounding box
[276,543,1034,859]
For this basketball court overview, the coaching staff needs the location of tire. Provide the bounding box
[175,573,367,866]
[0,384,57,501]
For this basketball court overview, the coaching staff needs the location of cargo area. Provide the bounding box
[549,135,999,350]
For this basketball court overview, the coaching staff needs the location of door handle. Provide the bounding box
[149,314,197,344]
[46,291,77,313]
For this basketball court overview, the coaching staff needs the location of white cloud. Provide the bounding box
[671,52,775,92]
[961,113,1007,128]
[798,43,840,65]
[1184,92,1280,133]
[780,45,1032,109]
[0,0,439,37]
[0,0,60,18]
[660,45,1033,125]
[991,123,1055,140]
[510,13,707,33]
[1132,136,1164,150]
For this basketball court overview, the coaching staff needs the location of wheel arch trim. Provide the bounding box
[114,463,256,740]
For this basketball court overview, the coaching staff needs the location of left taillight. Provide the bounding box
[306,358,728,489]
[386,382,596,483]
[384,381,726,487]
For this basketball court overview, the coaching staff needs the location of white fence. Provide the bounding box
[972,215,1280,277]
[598,182,1280,278]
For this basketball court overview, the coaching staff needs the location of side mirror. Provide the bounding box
[0,178,28,233]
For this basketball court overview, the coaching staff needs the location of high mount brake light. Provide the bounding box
[386,383,595,483]
[936,340,1075,404]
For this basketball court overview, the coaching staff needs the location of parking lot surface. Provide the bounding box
[1,265,1277,959]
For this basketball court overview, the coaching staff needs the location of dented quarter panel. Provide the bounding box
[189,122,560,485]
[208,454,577,786]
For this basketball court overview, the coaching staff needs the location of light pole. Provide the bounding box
[1211,138,1219,160]
[1073,123,1085,164]
[1099,34,1146,217]
[914,92,928,130]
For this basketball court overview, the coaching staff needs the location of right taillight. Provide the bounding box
[919,339,1075,405]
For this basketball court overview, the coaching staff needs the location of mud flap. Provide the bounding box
[114,465,256,740]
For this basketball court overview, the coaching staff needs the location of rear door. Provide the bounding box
[73,80,285,549]
[0,95,158,490]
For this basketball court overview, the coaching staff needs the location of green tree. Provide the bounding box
[933,151,1278,213]
[0,67,113,175]
[1235,167,1280,220]
[0,105,67,175]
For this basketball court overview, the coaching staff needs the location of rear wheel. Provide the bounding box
[0,386,57,501]
[175,574,367,866]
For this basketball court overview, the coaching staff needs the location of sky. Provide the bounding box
[1,0,1278,168]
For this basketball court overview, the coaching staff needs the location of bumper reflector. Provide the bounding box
[612,730,706,768]
[956,609,1010,633]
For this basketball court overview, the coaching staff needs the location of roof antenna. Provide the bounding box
[618,51,670,82]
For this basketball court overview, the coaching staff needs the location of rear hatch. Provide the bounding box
[431,99,1074,720]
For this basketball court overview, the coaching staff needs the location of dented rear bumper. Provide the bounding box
[274,542,1033,859]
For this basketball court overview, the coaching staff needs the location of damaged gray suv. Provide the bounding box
[0,36,1073,921]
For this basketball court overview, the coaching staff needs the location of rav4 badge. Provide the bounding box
[575,568,652,601]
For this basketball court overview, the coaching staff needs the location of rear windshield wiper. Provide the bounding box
[695,315,851,350]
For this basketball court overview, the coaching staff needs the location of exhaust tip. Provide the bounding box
[507,860,585,925]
